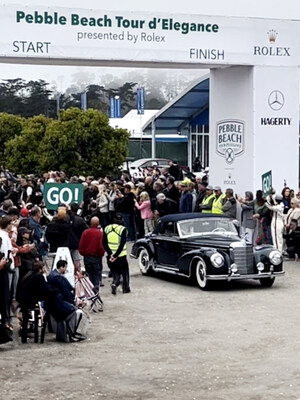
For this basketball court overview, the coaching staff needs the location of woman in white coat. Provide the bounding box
[266,194,285,253]
[285,198,300,228]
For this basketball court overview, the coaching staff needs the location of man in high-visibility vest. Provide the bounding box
[103,213,130,295]
[212,186,226,214]
[198,185,215,213]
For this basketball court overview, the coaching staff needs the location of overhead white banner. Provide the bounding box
[0,4,299,67]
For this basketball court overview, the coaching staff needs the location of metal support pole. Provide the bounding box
[188,124,192,171]
[56,93,61,117]
[151,120,156,158]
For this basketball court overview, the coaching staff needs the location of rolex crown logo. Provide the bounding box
[267,29,278,43]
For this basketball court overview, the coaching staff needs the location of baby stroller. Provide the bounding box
[75,273,103,313]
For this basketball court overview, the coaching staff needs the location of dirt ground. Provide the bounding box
[1,258,300,400]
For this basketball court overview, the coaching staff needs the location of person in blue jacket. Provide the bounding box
[179,179,193,213]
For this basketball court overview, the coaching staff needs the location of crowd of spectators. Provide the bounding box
[0,160,300,343]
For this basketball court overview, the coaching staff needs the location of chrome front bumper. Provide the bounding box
[207,271,285,281]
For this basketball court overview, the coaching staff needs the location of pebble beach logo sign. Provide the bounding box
[216,120,245,164]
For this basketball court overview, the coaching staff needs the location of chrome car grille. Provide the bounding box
[231,245,254,274]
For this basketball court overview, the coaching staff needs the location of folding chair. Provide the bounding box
[20,303,49,344]
[75,275,104,313]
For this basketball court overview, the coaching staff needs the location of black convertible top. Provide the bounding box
[160,213,230,223]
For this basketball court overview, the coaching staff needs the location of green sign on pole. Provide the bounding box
[44,183,84,210]
[262,170,272,197]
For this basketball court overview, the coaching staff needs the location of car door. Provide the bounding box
[154,222,182,268]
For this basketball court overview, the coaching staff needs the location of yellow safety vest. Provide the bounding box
[212,194,226,214]
[104,224,127,257]
[201,194,215,213]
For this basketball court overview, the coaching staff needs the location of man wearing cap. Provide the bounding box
[179,179,193,213]
[212,187,226,214]
[153,193,178,222]
[198,185,215,213]
[196,181,207,207]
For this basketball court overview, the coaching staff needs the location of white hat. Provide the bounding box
[156,193,166,200]
[127,181,134,189]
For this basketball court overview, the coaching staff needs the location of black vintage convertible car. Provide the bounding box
[130,213,284,290]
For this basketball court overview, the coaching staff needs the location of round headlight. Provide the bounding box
[269,250,282,266]
[257,262,264,272]
[210,253,224,268]
[231,263,238,273]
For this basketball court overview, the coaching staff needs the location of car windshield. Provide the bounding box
[177,218,238,239]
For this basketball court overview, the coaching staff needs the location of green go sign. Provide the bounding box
[44,183,84,210]
[262,170,272,197]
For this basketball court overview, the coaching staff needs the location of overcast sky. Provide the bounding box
[0,0,299,90]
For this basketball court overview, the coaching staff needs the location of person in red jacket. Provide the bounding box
[79,217,105,293]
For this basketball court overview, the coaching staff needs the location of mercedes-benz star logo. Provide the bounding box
[268,90,284,111]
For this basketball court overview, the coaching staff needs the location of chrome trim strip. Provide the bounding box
[154,266,187,277]
[155,264,180,272]
[207,271,285,281]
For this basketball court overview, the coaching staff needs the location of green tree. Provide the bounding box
[24,80,55,117]
[39,107,129,177]
[0,78,26,115]
[62,92,81,109]
[104,82,137,116]
[86,84,107,114]
[4,115,49,174]
[0,112,24,164]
